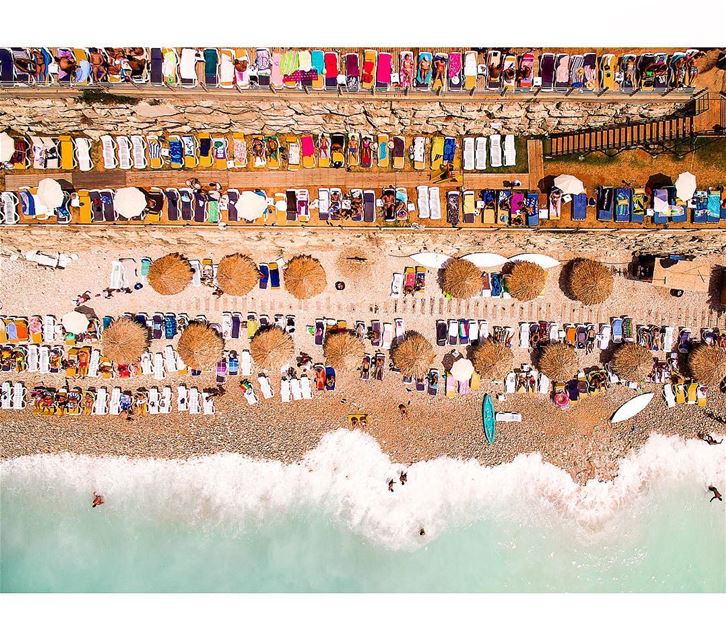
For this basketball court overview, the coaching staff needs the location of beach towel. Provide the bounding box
[399,51,415,88]
[525,192,539,226]
[569,55,584,88]
[204,49,218,86]
[345,54,360,91]
[706,190,720,223]
[571,193,588,221]
[615,188,631,222]
[583,53,597,90]
[510,192,525,226]
[597,187,613,221]
[448,52,462,89]
[324,52,338,89]
[376,52,392,89]
[555,54,570,88]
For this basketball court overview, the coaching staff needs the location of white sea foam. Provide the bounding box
[2,430,724,551]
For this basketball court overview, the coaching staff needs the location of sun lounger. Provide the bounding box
[376,52,392,90]
[597,187,614,222]
[463,137,475,171]
[323,51,338,90]
[108,387,121,416]
[429,187,441,220]
[362,49,376,90]
[489,134,502,168]
[1,383,12,410]
[416,52,432,89]
[517,53,535,89]
[42,137,59,169]
[188,387,200,414]
[73,138,93,171]
[503,135,516,166]
[571,193,587,221]
[363,190,376,222]
[555,53,570,90]
[417,186,430,219]
[179,48,199,87]
[345,53,360,91]
[540,53,555,90]
[463,51,477,90]
[487,51,502,89]
[117,136,132,170]
[130,135,147,169]
[614,188,631,223]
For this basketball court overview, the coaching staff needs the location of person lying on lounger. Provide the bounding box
[400,54,414,87]
[433,57,446,84]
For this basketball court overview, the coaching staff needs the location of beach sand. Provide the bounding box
[1,226,724,483]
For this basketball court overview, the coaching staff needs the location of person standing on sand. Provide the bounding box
[400,471,407,485]
[708,486,722,502]
[387,479,395,493]
[92,493,104,508]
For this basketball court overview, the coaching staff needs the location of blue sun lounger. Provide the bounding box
[0,48,14,84]
[571,193,587,221]
[691,190,708,223]
[667,187,687,223]
[706,189,721,223]
[525,192,539,226]
[597,187,613,222]
[150,48,163,85]
[614,188,631,222]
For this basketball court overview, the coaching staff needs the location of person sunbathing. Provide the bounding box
[418,57,431,82]
[400,54,414,87]
[89,49,107,82]
[433,58,446,84]
[30,49,46,81]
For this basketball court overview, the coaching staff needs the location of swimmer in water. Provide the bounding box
[92,493,104,508]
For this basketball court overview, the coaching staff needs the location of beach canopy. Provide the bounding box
[450,358,474,382]
[0,131,14,163]
[554,174,585,195]
[471,341,513,381]
[538,343,578,381]
[284,255,327,299]
[61,310,89,334]
[568,258,613,305]
[460,252,508,269]
[177,322,224,370]
[250,325,294,371]
[216,254,260,296]
[689,345,726,386]
[238,191,268,221]
[409,251,453,269]
[675,172,697,201]
[390,331,435,379]
[506,261,546,301]
[114,187,147,219]
[611,343,654,381]
[440,258,482,299]
[37,178,64,209]
[148,253,193,295]
[323,331,365,370]
[101,317,148,364]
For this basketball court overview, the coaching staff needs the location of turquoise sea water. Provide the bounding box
[2,431,724,592]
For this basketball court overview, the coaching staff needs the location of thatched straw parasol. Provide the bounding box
[471,341,513,381]
[611,343,654,381]
[216,253,260,296]
[440,258,482,299]
[148,253,193,295]
[506,261,546,301]
[538,343,578,381]
[323,331,365,370]
[177,322,224,370]
[568,259,613,305]
[390,331,435,379]
[250,325,295,371]
[101,317,148,364]
[284,255,327,299]
[689,345,726,386]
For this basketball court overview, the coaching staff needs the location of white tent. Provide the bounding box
[675,172,697,201]
[114,187,147,219]
[61,310,90,334]
[553,174,585,195]
[37,178,64,209]
[238,191,268,221]
[450,358,474,382]
[0,131,15,163]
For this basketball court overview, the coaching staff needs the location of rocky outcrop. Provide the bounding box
[0,96,686,138]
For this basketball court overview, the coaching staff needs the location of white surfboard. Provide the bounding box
[409,252,453,269]
[509,253,561,269]
[461,252,508,269]
[610,392,654,424]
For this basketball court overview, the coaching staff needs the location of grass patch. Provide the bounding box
[693,137,726,166]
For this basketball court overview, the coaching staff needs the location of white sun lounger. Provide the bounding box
[1,192,19,225]
[12,381,26,409]
[490,134,502,168]
[147,387,160,414]
[258,374,274,399]
[475,137,487,170]
[109,387,122,415]
[1,382,12,410]
[429,186,441,219]
[117,136,132,170]
[100,135,117,169]
[417,186,430,218]
[219,49,235,89]
[222,313,233,339]
[202,392,215,415]
[30,136,45,169]
[175,351,187,372]
[164,345,178,372]
[159,386,172,413]
[26,344,39,372]
[505,371,516,394]
[241,349,252,376]
[177,385,188,411]
[503,134,516,166]
[190,260,202,287]
[280,377,291,403]
[290,377,302,401]
[140,352,153,376]
[318,188,330,218]
[663,383,676,408]
[110,260,125,289]
[42,138,59,169]
[38,345,50,374]
[92,387,108,415]
[463,137,475,171]
[413,137,426,167]
[390,272,403,297]
[188,387,200,414]
[598,324,611,350]
[179,48,199,87]
[662,326,674,353]
[382,323,393,349]
[42,315,56,343]
[479,320,489,340]
[74,138,93,171]
[300,374,313,399]
[130,135,147,169]
[153,352,165,381]
[87,348,100,377]
[549,322,560,343]
[538,373,551,394]
[519,322,529,348]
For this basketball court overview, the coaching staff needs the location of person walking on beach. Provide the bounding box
[708,486,722,502]
[387,479,395,493]
[91,493,104,508]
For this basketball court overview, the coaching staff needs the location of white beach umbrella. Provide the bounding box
[113,187,147,219]
[554,174,585,195]
[675,172,697,201]
[509,253,560,269]
[238,191,268,221]
[61,310,89,334]
[0,131,15,163]
[36,178,64,209]
[461,252,508,269]
[450,358,474,382]
[409,252,453,269]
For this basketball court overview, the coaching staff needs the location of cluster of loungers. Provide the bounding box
[2,131,517,173]
[0,47,703,92]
